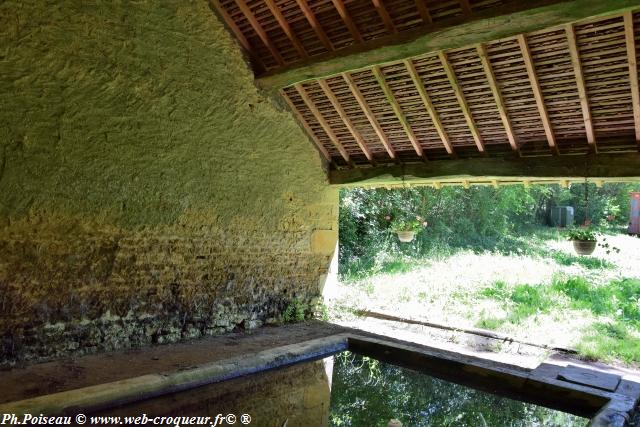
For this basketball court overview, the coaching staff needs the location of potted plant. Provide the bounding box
[565,227,597,255]
[387,215,428,243]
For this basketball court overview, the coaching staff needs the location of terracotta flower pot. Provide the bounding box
[396,231,416,242]
[573,239,597,255]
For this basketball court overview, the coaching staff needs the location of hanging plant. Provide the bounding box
[387,215,428,243]
[565,227,598,255]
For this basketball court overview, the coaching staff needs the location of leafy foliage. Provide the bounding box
[339,183,636,278]
[564,227,597,241]
[282,299,307,323]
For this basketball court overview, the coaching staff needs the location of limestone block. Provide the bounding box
[310,230,337,256]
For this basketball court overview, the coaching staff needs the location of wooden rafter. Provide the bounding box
[372,0,397,34]
[403,59,456,156]
[438,51,486,154]
[295,0,334,51]
[342,72,397,160]
[476,43,518,152]
[372,66,427,160]
[459,0,472,16]
[280,89,331,162]
[234,0,284,65]
[265,0,307,59]
[294,83,353,165]
[415,0,432,24]
[565,24,596,151]
[331,0,363,44]
[210,0,251,52]
[624,11,640,144]
[517,34,559,155]
[317,79,375,164]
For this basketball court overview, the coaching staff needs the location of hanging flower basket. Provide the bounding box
[572,239,597,255]
[396,230,416,242]
[565,227,597,256]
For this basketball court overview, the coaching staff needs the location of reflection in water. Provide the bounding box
[329,352,587,427]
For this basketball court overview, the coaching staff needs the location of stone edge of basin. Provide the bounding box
[0,333,351,416]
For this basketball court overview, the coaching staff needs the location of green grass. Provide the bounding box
[476,277,640,363]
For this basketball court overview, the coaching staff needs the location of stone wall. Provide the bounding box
[0,0,337,366]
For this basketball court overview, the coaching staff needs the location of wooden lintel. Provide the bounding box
[295,0,334,52]
[280,89,332,162]
[438,51,486,154]
[624,11,640,144]
[234,0,285,66]
[372,66,426,160]
[415,0,432,24]
[517,34,558,154]
[404,59,456,157]
[565,24,596,151]
[476,43,518,152]
[329,153,640,186]
[331,0,364,44]
[265,0,308,59]
[317,79,375,164]
[294,84,352,165]
[342,73,397,160]
[372,0,397,34]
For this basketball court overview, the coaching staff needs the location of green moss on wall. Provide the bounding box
[0,0,337,364]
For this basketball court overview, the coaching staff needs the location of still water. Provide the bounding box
[100,351,588,426]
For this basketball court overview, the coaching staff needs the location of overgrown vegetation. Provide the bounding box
[339,183,634,279]
[336,183,640,365]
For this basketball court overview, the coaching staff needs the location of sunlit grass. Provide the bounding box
[332,230,640,367]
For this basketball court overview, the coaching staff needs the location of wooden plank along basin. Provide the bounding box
[0,331,638,426]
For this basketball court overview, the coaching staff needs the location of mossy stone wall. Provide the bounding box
[0,0,337,365]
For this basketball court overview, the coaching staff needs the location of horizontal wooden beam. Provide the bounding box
[329,152,640,186]
[257,0,640,90]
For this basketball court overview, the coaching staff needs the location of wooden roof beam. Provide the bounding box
[317,79,375,164]
[517,34,559,155]
[265,0,308,59]
[280,89,332,162]
[404,59,456,157]
[295,0,334,52]
[210,0,251,52]
[331,0,364,44]
[415,0,432,24]
[624,11,640,145]
[342,72,397,160]
[459,0,472,16]
[330,153,640,186]
[372,0,397,34]
[234,0,285,66]
[372,66,427,161]
[438,51,486,155]
[476,43,518,152]
[566,24,597,152]
[294,83,353,165]
[258,1,640,91]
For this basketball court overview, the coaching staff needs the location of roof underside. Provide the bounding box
[212,0,528,74]
[280,10,640,168]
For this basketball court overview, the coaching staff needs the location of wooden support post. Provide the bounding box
[624,11,640,145]
[342,72,397,160]
[280,89,332,162]
[438,51,486,155]
[476,43,519,152]
[317,79,375,164]
[294,83,353,165]
[372,66,427,160]
[566,23,597,151]
[234,0,285,65]
[404,59,456,157]
[517,34,559,155]
[295,0,334,51]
